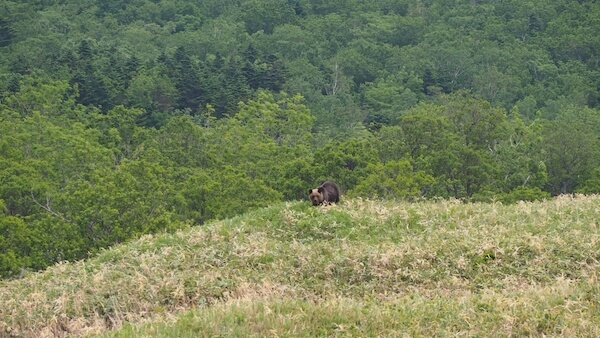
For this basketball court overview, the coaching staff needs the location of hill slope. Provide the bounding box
[2,197,600,337]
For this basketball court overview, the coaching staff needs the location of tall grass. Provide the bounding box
[1,196,600,337]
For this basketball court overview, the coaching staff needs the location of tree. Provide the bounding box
[234,91,315,147]
[336,39,385,89]
[154,115,215,168]
[397,102,451,171]
[312,137,380,192]
[172,46,206,114]
[272,157,319,200]
[0,17,15,47]
[360,69,423,128]
[125,68,178,125]
[0,211,33,277]
[179,167,283,223]
[350,160,435,199]
[1,75,82,121]
[307,0,361,16]
[212,55,252,117]
[89,105,148,163]
[540,106,600,194]
[471,105,549,202]
[72,63,113,111]
[578,168,600,194]
[398,93,510,198]
[55,159,183,250]
[0,112,113,211]
[240,0,297,34]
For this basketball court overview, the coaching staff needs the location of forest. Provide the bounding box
[1,0,600,278]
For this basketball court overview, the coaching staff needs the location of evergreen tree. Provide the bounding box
[0,18,14,47]
[173,47,205,114]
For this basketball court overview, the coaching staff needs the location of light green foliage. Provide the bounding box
[0,104,190,273]
[302,13,353,55]
[397,103,450,168]
[312,137,380,192]
[0,112,113,214]
[281,58,327,101]
[349,160,435,199]
[434,93,510,197]
[0,210,33,277]
[360,69,423,127]
[0,158,51,217]
[125,68,178,114]
[272,157,317,200]
[441,92,510,149]
[375,125,407,163]
[56,159,182,249]
[218,92,317,196]
[491,107,548,195]
[356,12,423,47]
[154,115,215,168]
[180,167,283,223]
[90,106,148,162]
[255,25,319,61]
[396,94,513,198]
[0,76,80,120]
[235,91,316,148]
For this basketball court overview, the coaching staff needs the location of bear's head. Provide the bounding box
[308,188,324,205]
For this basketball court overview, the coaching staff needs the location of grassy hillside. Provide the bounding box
[2,196,600,337]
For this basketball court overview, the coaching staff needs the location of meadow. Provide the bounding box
[1,196,600,337]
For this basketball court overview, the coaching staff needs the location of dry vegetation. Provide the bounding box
[2,196,600,337]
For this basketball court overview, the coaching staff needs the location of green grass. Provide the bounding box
[2,196,600,337]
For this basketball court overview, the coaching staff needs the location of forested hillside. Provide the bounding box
[1,0,600,277]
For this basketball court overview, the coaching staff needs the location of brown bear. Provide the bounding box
[308,181,340,206]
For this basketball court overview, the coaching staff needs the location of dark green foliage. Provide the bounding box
[577,168,600,194]
[172,46,205,113]
[215,56,252,117]
[274,158,319,200]
[0,18,15,47]
[540,107,600,194]
[2,0,597,118]
[240,0,298,34]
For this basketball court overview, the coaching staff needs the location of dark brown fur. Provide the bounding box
[308,181,340,206]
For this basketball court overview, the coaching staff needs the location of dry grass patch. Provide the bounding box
[105,276,600,338]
